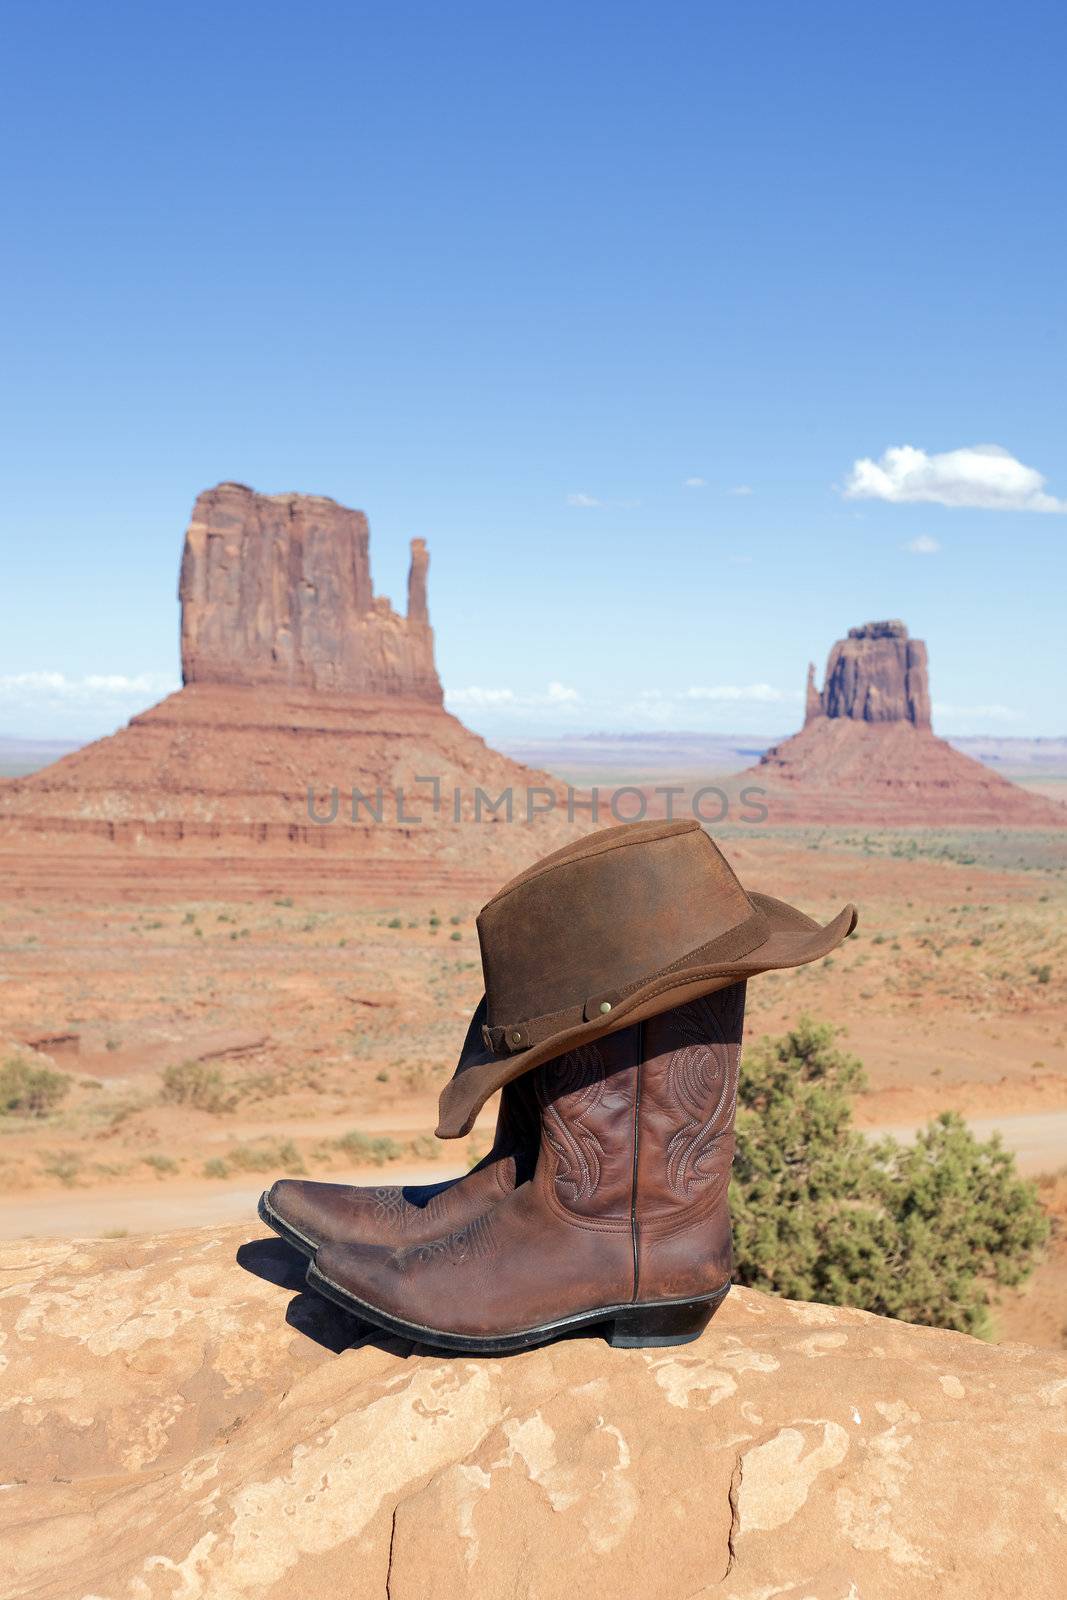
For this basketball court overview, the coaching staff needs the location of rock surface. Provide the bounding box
[179,483,442,703]
[2,1224,1065,1599]
[806,620,931,728]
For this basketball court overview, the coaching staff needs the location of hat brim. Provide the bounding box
[435,891,858,1138]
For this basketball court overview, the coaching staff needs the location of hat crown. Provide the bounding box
[477,820,754,1033]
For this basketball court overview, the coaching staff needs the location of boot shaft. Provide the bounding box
[636,984,744,1222]
[531,983,745,1295]
[487,1070,540,1185]
[310,982,745,1347]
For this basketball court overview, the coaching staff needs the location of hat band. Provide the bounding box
[481,906,769,1057]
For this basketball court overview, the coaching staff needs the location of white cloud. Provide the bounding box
[933,701,1022,723]
[616,685,799,730]
[0,670,180,739]
[685,683,801,703]
[446,682,581,710]
[445,686,516,707]
[904,535,940,554]
[728,484,753,496]
[842,443,1067,513]
[0,670,177,703]
[622,690,678,725]
[567,491,643,509]
[684,477,707,488]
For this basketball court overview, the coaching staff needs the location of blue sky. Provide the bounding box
[1,0,1064,742]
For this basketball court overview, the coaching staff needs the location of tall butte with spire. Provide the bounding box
[0,484,579,883]
[177,485,442,701]
[742,620,1064,826]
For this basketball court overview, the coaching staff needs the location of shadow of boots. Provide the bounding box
[235,1234,412,1357]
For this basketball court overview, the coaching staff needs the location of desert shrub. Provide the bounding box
[0,1058,71,1117]
[161,1060,237,1113]
[336,1129,403,1165]
[203,1157,230,1179]
[225,1139,305,1174]
[40,1150,82,1185]
[143,1152,179,1176]
[731,1016,1048,1337]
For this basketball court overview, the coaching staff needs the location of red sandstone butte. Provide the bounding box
[805,619,931,728]
[744,620,1065,827]
[179,483,442,703]
[0,485,581,881]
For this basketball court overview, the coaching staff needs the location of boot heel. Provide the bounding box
[607,1288,728,1349]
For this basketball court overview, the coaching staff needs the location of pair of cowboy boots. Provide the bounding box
[260,818,854,1353]
[261,981,745,1351]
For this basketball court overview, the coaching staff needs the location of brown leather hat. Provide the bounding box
[436,818,857,1138]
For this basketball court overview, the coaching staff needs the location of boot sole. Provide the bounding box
[257,1189,318,1260]
[304,1259,730,1353]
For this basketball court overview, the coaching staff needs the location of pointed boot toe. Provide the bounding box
[258,1074,538,1255]
[308,1240,411,1327]
[260,1179,358,1256]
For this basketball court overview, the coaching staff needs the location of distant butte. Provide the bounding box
[742,620,1065,827]
[804,619,931,728]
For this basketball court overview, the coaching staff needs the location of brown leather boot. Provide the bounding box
[307,983,744,1352]
[257,1073,537,1257]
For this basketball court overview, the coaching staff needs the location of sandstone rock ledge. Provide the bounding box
[2,1227,1065,1600]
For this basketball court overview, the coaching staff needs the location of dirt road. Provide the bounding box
[0,1161,466,1241]
[868,1110,1067,1177]
[4,1108,1065,1241]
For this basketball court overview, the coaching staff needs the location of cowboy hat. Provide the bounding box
[436,817,856,1138]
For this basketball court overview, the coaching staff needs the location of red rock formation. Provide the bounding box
[407,537,430,625]
[807,620,931,728]
[738,620,1065,827]
[179,484,441,703]
[803,663,819,726]
[0,485,585,879]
